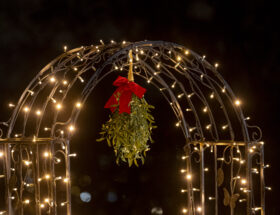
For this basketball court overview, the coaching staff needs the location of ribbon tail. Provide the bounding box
[119,91,132,114]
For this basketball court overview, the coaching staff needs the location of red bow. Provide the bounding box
[105,76,146,114]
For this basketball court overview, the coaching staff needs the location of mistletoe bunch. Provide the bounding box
[97,93,156,167]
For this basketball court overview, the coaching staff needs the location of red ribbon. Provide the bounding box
[104,76,146,114]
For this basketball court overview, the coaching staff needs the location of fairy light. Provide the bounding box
[245,116,250,120]
[222,125,228,130]
[147,77,153,83]
[249,148,254,153]
[239,199,246,203]
[56,103,62,110]
[23,106,30,113]
[156,63,160,69]
[68,125,75,132]
[44,198,50,203]
[175,122,180,127]
[187,93,194,98]
[36,110,41,116]
[40,204,45,208]
[69,153,77,157]
[43,152,50,158]
[62,80,68,85]
[181,189,187,193]
[241,179,247,185]
[210,93,214,99]
[63,46,67,52]
[206,124,211,130]
[203,107,207,112]
[0,152,4,157]
[196,206,202,212]
[185,50,189,55]
[181,156,187,160]
[235,99,241,106]
[76,102,82,108]
[221,87,226,93]
[24,160,31,166]
[78,76,84,83]
[204,168,209,172]
[8,103,15,108]
[202,55,206,60]
[51,98,57,103]
[208,197,215,200]
[171,81,176,88]
[264,164,270,168]
[63,178,69,183]
[73,67,78,71]
[186,174,192,180]
[186,108,192,112]
[177,93,184,98]
[23,199,30,204]
[182,208,188,213]
[177,56,182,61]
[45,174,51,180]
[50,77,56,83]
[214,63,219,68]
[265,186,272,191]
[180,169,186,173]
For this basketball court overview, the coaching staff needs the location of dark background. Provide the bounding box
[0,0,279,214]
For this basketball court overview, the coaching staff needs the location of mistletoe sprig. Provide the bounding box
[97,93,156,167]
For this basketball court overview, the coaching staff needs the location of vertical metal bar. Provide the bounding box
[245,144,252,215]
[4,142,12,215]
[50,141,57,215]
[184,144,194,215]
[214,145,218,215]
[200,144,205,215]
[65,140,71,215]
[19,144,24,215]
[260,145,265,215]
[35,142,41,215]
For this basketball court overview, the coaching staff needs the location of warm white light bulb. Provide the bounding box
[56,104,62,110]
[63,178,69,183]
[50,77,56,83]
[214,63,219,68]
[186,174,192,180]
[68,125,75,132]
[45,174,50,180]
[235,99,241,106]
[185,50,189,55]
[36,110,41,116]
[23,106,30,112]
[197,206,202,212]
[76,102,82,108]
[0,152,4,157]
[43,152,50,158]
[24,199,30,204]
[182,208,188,213]
[177,56,182,61]
[62,80,68,85]
[241,179,247,185]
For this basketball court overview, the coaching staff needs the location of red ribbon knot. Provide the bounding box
[104,76,146,114]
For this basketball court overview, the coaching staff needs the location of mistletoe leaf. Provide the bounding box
[217,168,224,187]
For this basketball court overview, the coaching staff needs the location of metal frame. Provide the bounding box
[0,40,265,215]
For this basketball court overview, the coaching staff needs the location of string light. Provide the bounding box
[235,99,241,106]
[36,110,41,116]
[177,93,184,98]
[177,56,182,61]
[23,199,30,204]
[196,206,202,212]
[222,125,228,130]
[63,46,67,52]
[23,106,30,113]
[203,107,207,112]
[56,103,62,110]
[62,80,68,85]
[40,204,45,208]
[182,208,188,213]
[76,102,82,108]
[43,152,50,158]
[49,77,56,83]
[241,179,247,185]
[186,174,192,180]
[8,103,15,108]
[68,125,75,132]
[185,50,189,55]
[180,169,186,173]
[171,81,176,88]
[0,152,4,157]
[208,197,215,200]
[214,63,219,68]
[45,174,51,180]
[63,178,69,183]
[210,93,214,99]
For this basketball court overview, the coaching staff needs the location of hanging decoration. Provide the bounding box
[97,50,156,167]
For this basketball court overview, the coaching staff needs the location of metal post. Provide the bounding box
[65,140,71,215]
[200,144,205,215]
[260,145,265,215]
[4,142,12,215]
[214,145,218,215]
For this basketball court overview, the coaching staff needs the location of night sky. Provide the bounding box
[0,0,279,214]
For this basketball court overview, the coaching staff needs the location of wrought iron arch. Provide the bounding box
[0,41,265,215]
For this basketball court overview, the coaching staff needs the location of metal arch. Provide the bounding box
[1,40,260,144]
[0,40,265,215]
